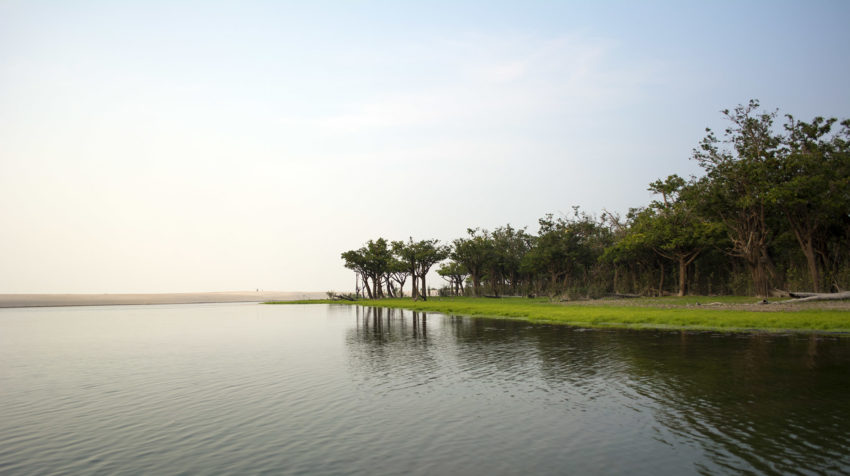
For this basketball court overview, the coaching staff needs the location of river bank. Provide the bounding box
[267,296,850,333]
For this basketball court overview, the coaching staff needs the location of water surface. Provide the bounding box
[1,303,848,475]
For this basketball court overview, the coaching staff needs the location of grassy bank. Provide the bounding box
[267,296,850,333]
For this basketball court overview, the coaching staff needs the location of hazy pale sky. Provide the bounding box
[2,1,849,293]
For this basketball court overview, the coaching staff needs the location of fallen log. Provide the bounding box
[788,291,819,298]
[335,294,356,301]
[607,293,642,299]
[780,291,850,303]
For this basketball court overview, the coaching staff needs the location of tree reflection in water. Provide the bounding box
[345,306,850,473]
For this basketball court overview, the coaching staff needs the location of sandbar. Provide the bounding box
[0,291,326,308]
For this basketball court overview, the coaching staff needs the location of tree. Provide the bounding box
[392,239,420,300]
[775,116,850,291]
[563,209,614,296]
[412,239,450,300]
[393,238,449,300]
[601,207,662,295]
[452,229,494,296]
[644,175,724,296]
[341,248,372,299]
[489,225,534,296]
[601,209,644,294]
[438,261,469,296]
[521,209,612,297]
[365,238,393,298]
[693,100,781,297]
[522,215,569,295]
[387,257,410,298]
[341,102,850,297]
[341,238,392,299]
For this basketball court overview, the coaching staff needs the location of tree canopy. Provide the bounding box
[342,101,850,299]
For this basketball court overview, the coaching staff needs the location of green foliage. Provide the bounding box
[340,100,850,298]
[341,238,393,299]
[451,228,495,296]
[522,210,612,297]
[772,116,850,291]
[437,260,468,296]
[692,100,783,296]
[343,237,448,300]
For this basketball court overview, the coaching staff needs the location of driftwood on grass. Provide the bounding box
[787,291,819,298]
[335,294,356,301]
[780,291,850,303]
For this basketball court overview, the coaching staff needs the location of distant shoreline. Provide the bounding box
[0,291,327,309]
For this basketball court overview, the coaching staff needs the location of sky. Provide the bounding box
[2,1,849,293]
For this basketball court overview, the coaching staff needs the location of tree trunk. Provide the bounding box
[613,266,619,294]
[420,274,427,301]
[374,275,383,298]
[693,261,700,295]
[658,262,665,296]
[749,256,770,298]
[678,257,687,297]
[783,291,850,303]
[363,277,373,299]
[786,212,823,293]
[395,276,407,298]
[411,272,419,300]
[550,269,557,294]
[802,238,821,293]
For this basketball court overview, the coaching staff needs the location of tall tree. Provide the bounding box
[437,261,468,296]
[393,238,449,300]
[392,239,420,300]
[412,239,450,300]
[489,225,533,296]
[387,257,410,298]
[341,238,392,299]
[523,215,571,296]
[601,207,662,295]
[341,248,372,299]
[365,238,393,298]
[693,100,782,297]
[451,229,494,296]
[644,175,724,296]
[775,116,850,291]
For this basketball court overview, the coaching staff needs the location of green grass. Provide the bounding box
[266,296,850,333]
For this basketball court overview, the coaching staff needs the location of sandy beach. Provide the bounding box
[0,291,327,308]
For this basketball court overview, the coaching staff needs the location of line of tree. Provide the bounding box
[341,101,850,298]
[341,238,450,300]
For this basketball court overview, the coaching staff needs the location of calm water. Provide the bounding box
[1,304,848,475]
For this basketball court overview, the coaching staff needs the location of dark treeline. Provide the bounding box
[342,101,850,298]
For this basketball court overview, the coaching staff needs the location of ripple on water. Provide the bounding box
[1,304,849,475]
